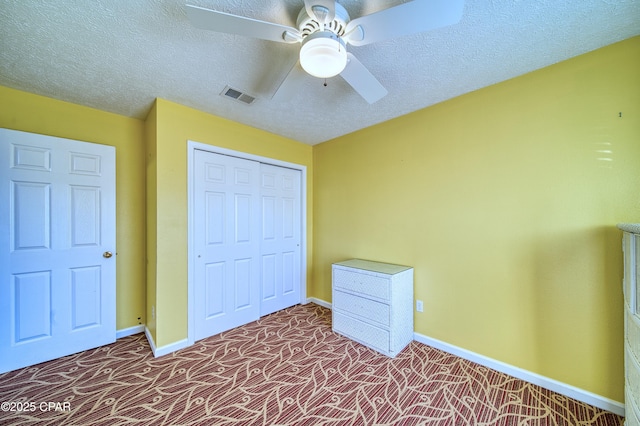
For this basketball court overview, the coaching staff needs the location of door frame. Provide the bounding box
[186,140,308,346]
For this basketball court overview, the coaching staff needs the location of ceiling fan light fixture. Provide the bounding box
[299,31,347,79]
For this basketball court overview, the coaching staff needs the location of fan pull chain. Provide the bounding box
[324,79,327,87]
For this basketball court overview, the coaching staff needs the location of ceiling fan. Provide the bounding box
[186,0,464,103]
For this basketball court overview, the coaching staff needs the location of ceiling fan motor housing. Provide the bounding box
[296,3,350,37]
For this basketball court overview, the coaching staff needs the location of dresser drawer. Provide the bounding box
[333,268,390,300]
[627,345,640,406]
[333,311,390,353]
[627,309,640,367]
[628,386,640,426]
[333,290,390,327]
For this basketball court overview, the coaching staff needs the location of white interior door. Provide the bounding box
[259,164,301,316]
[193,150,261,340]
[0,128,116,373]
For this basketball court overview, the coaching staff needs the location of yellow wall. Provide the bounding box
[312,36,640,402]
[0,85,147,331]
[149,98,313,348]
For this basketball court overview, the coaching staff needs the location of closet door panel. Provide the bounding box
[194,150,260,340]
[259,164,301,316]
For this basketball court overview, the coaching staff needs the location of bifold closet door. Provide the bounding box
[193,150,302,341]
[259,164,301,316]
[193,150,261,340]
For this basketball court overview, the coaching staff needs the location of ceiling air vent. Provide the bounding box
[221,86,256,105]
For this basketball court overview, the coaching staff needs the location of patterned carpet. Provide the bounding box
[0,303,623,425]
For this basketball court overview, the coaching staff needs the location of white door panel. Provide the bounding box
[259,164,301,316]
[0,128,115,373]
[194,150,261,340]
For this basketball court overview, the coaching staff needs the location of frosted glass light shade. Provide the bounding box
[299,32,347,79]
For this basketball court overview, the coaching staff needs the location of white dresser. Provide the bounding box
[332,259,413,357]
[619,224,640,426]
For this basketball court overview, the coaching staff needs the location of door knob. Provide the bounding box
[103,251,113,258]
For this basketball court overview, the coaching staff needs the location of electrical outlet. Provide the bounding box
[151,306,155,319]
[416,300,423,312]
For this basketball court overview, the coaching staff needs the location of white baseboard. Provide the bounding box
[144,327,157,354]
[144,327,190,358]
[306,297,331,309]
[116,325,145,339]
[154,338,189,357]
[413,332,625,417]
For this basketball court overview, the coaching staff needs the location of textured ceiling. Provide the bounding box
[0,0,638,145]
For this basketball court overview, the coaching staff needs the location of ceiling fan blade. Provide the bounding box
[339,53,387,104]
[186,4,301,43]
[345,0,464,46]
[271,60,307,101]
[304,0,336,23]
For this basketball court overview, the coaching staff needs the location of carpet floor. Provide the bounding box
[0,303,624,425]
